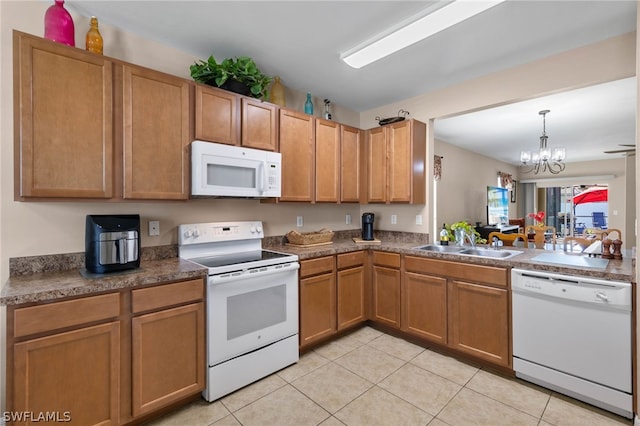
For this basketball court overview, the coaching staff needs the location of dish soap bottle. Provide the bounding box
[304,92,313,115]
[439,224,449,245]
[85,16,103,54]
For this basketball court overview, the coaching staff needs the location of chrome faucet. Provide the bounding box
[455,229,476,248]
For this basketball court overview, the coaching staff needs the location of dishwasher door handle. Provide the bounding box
[595,292,609,302]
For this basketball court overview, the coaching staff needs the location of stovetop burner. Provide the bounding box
[190,249,293,269]
[178,221,298,275]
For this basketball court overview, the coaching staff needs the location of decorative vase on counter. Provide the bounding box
[85,16,103,54]
[532,228,546,249]
[270,76,286,107]
[44,0,75,47]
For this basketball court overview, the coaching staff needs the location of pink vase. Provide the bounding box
[44,0,75,47]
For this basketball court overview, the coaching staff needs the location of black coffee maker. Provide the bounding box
[361,212,375,241]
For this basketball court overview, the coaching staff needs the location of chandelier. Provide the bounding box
[520,109,566,174]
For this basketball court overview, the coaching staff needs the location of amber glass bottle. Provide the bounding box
[270,76,286,107]
[85,16,103,54]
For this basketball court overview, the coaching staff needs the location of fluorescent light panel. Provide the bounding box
[341,0,506,69]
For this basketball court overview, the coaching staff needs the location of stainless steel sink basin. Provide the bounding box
[459,248,522,259]
[413,245,522,259]
[413,244,466,253]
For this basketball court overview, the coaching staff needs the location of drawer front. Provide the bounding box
[132,279,205,314]
[14,292,120,338]
[404,256,507,287]
[300,256,335,278]
[337,251,365,269]
[372,251,400,269]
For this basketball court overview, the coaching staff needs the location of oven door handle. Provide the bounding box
[209,262,300,285]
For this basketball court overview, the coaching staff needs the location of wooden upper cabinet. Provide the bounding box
[315,118,340,202]
[242,98,278,151]
[366,126,387,203]
[388,121,413,202]
[13,31,114,199]
[120,64,192,200]
[340,125,363,203]
[194,84,240,145]
[279,108,314,202]
[366,119,426,204]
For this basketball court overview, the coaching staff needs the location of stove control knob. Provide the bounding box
[192,229,200,238]
[256,226,263,234]
[183,229,193,238]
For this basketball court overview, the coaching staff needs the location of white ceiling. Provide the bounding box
[67,0,637,164]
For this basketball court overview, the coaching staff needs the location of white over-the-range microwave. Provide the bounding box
[191,140,281,198]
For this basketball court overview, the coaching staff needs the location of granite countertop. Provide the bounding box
[1,258,207,306]
[268,236,634,282]
[2,233,634,306]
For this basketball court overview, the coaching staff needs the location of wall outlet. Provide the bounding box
[148,220,160,236]
[391,214,398,225]
[416,215,423,225]
[296,216,303,227]
[346,214,352,225]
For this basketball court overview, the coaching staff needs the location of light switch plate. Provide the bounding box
[346,214,352,225]
[296,216,303,227]
[391,214,398,225]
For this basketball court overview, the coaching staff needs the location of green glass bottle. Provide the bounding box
[304,92,313,115]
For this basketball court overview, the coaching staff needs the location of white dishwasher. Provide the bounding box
[511,268,632,418]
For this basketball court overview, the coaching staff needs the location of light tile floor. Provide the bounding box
[146,327,633,426]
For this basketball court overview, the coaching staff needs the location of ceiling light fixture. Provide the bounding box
[520,110,566,175]
[340,0,506,69]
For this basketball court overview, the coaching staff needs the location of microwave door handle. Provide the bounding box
[258,161,267,193]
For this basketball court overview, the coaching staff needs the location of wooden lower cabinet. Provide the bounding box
[13,322,120,425]
[448,280,510,367]
[131,302,205,417]
[337,251,366,330]
[299,253,367,349]
[299,256,336,348]
[371,252,401,329]
[7,278,206,425]
[402,255,510,368]
[401,271,447,344]
[371,266,401,328]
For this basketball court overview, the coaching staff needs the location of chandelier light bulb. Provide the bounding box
[520,150,531,163]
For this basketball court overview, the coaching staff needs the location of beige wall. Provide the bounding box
[433,139,519,231]
[360,31,636,237]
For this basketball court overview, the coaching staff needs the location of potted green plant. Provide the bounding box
[190,55,272,100]
[447,221,487,244]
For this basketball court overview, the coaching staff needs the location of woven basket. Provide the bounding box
[286,228,334,245]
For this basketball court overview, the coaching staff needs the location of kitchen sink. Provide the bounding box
[413,244,466,253]
[459,248,523,259]
[413,244,522,259]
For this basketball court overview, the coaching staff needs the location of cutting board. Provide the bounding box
[352,237,381,244]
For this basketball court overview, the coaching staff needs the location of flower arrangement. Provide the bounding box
[528,211,546,227]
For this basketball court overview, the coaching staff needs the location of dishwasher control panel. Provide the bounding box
[511,268,632,309]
